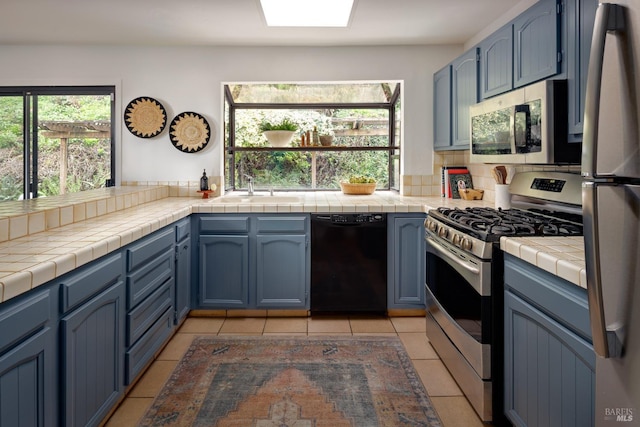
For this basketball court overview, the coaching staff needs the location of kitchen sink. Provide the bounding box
[212,195,303,204]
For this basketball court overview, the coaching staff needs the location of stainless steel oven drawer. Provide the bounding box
[426,312,493,422]
[425,284,491,379]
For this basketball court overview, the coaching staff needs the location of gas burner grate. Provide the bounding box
[431,206,582,241]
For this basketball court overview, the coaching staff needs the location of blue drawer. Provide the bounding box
[256,216,307,233]
[127,278,173,346]
[126,249,174,309]
[0,289,51,354]
[504,254,591,342]
[126,227,174,272]
[175,218,190,242]
[125,307,174,384]
[199,216,250,233]
[60,253,123,313]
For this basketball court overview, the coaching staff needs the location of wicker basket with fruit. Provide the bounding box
[340,176,377,195]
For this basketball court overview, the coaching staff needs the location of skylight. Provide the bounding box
[259,0,355,27]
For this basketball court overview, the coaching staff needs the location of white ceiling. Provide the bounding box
[0,0,529,47]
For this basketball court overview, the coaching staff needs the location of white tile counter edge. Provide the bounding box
[0,188,586,303]
[500,236,586,290]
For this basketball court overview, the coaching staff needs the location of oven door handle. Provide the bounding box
[426,236,480,275]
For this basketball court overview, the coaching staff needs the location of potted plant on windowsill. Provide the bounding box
[259,118,299,147]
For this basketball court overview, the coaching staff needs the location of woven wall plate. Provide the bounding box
[169,112,211,153]
[124,96,167,138]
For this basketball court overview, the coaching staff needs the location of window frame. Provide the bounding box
[223,82,401,192]
[0,85,116,199]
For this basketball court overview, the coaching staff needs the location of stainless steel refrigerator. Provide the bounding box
[582,2,640,425]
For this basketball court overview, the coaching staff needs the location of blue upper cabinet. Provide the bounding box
[451,48,479,148]
[433,65,452,150]
[513,0,562,88]
[566,0,598,136]
[480,25,514,99]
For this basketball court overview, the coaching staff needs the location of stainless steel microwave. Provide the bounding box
[469,79,580,164]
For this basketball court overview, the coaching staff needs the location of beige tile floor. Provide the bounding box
[104,316,484,427]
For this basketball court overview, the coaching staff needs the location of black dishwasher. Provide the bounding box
[311,213,387,314]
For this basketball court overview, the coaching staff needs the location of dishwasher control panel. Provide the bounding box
[330,213,385,224]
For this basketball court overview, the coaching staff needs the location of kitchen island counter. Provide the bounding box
[0,186,586,303]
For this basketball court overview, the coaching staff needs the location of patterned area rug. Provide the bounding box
[140,336,443,426]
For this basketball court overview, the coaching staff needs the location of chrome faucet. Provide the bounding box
[244,174,254,196]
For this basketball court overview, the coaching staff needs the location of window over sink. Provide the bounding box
[223,81,402,192]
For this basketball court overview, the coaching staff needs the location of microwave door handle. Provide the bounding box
[509,106,516,154]
[514,104,531,151]
[582,3,626,179]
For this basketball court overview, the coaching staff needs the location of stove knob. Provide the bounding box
[438,226,448,238]
[460,237,472,251]
[452,234,461,246]
[426,220,437,232]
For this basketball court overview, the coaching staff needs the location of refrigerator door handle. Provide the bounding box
[583,182,623,358]
[582,3,626,179]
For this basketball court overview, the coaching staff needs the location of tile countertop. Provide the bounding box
[500,236,586,290]
[0,186,586,303]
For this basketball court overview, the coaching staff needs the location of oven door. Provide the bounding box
[425,235,492,379]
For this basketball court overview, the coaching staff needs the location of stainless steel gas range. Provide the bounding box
[424,171,583,424]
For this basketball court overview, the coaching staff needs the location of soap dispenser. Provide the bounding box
[200,169,209,191]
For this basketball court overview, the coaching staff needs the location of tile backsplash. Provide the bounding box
[122,176,222,198]
[401,150,580,201]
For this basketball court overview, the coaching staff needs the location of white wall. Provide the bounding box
[0,44,462,183]
[465,0,538,49]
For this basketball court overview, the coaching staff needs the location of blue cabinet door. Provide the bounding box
[175,235,191,323]
[433,65,452,150]
[60,282,125,427]
[504,291,595,427]
[255,234,308,308]
[0,290,56,427]
[480,25,514,99]
[199,235,250,308]
[388,216,425,309]
[566,0,598,135]
[452,48,479,148]
[513,0,561,88]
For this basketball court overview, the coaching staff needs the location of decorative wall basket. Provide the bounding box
[263,130,295,147]
[169,112,211,153]
[124,96,167,138]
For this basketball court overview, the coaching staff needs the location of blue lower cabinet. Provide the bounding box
[388,214,426,309]
[125,307,174,384]
[504,255,595,427]
[60,282,125,427]
[0,221,189,427]
[196,214,310,310]
[0,289,57,427]
[174,217,191,324]
[256,234,308,308]
[199,234,250,308]
[123,225,178,385]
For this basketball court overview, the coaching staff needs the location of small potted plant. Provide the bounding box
[259,118,299,147]
[340,175,377,195]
